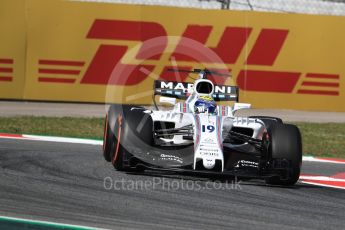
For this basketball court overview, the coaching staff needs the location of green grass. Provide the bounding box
[0,116,344,158]
[292,122,345,158]
[0,116,103,140]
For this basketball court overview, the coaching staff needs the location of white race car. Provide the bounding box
[103,69,302,186]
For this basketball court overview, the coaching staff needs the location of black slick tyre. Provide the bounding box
[103,104,144,163]
[265,123,302,186]
[110,106,153,171]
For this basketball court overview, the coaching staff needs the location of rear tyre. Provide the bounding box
[111,108,153,171]
[265,124,302,186]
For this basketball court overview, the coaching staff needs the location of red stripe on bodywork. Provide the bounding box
[306,73,339,79]
[297,90,339,96]
[39,60,85,66]
[39,69,80,75]
[217,116,223,150]
[236,70,300,92]
[302,81,339,87]
[194,115,201,151]
[246,29,288,66]
[183,103,187,113]
[38,77,76,83]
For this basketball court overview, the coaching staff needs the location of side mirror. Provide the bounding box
[159,96,176,105]
[233,103,251,113]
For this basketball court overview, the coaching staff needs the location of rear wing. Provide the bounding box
[154,80,239,102]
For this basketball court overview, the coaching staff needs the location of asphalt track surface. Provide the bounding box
[0,138,345,230]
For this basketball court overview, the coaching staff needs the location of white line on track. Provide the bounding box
[299,175,345,190]
[299,175,345,182]
[0,133,102,145]
[299,181,345,190]
[301,156,345,164]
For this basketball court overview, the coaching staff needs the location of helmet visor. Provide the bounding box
[195,81,213,94]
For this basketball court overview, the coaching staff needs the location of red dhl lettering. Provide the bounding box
[38,19,339,96]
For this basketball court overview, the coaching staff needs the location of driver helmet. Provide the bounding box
[194,95,217,114]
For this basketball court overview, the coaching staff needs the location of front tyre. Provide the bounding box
[111,108,153,171]
[110,113,128,170]
[102,114,113,162]
[103,104,145,163]
[265,124,302,186]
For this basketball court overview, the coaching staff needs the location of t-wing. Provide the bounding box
[153,80,239,102]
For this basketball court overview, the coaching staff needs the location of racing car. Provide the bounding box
[103,69,302,186]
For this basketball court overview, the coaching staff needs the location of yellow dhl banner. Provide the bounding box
[0,0,26,99]
[1,0,345,111]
